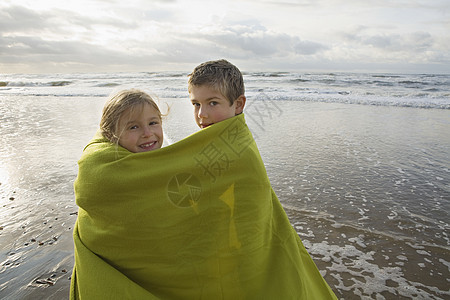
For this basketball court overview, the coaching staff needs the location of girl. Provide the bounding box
[100,89,164,152]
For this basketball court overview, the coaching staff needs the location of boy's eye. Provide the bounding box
[210,101,219,106]
[192,102,200,107]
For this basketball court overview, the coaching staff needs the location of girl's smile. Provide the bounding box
[117,103,163,153]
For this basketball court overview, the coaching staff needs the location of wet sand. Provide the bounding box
[0,95,103,299]
[0,181,77,299]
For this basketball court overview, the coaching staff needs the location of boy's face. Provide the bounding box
[117,103,163,153]
[189,85,245,129]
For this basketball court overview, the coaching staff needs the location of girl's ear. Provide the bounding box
[234,95,246,114]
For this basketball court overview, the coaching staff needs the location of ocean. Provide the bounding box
[1,72,449,108]
[0,71,449,299]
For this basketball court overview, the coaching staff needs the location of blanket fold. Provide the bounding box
[71,114,336,299]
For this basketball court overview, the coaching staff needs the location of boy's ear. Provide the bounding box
[234,95,246,114]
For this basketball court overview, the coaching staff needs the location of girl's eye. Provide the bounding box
[149,121,159,125]
[192,102,200,107]
[129,125,138,130]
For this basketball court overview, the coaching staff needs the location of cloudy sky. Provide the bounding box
[1,0,449,74]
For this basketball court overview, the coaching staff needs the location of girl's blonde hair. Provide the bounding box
[100,89,162,144]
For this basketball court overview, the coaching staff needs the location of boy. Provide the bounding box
[185,60,338,299]
[188,59,246,128]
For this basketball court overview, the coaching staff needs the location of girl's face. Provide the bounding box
[117,103,163,153]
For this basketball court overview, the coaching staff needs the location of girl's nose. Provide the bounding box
[142,126,152,137]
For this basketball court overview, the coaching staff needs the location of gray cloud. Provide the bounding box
[337,22,436,55]
[0,1,448,73]
[0,4,328,72]
[0,5,50,31]
[181,23,328,58]
[0,35,144,66]
[294,39,328,55]
[0,5,138,35]
[343,31,434,54]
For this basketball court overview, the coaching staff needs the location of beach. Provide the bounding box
[1,72,449,299]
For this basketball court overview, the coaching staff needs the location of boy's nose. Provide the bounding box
[198,106,207,118]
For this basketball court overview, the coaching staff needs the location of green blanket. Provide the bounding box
[70,114,337,299]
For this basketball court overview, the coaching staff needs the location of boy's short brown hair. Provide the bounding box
[188,59,245,105]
